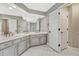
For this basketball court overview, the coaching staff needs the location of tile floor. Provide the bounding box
[21,45,79,56]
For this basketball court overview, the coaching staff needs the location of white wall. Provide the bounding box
[68,4,79,48]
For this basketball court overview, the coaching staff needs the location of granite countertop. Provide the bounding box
[0,32,48,44]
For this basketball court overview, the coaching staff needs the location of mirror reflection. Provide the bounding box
[0,15,18,37]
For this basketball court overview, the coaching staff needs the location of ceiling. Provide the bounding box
[0,3,64,22]
[7,3,45,22]
[24,3,55,12]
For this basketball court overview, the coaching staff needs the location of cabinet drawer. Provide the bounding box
[30,34,46,38]
[0,41,13,50]
[13,39,21,44]
[39,34,47,37]
[21,37,26,41]
[30,35,39,38]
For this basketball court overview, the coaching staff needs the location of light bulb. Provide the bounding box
[9,7,13,10]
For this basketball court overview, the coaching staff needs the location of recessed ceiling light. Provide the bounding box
[9,7,13,10]
[12,5,16,8]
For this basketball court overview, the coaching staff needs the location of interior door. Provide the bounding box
[60,7,69,50]
[48,9,61,52]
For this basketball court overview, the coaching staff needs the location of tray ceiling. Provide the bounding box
[24,3,55,12]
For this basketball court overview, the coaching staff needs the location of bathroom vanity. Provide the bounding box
[0,32,48,56]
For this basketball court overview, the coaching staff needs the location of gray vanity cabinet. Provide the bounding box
[17,38,27,55]
[0,40,17,56]
[30,34,47,47]
[30,35,40,46]
[2,46,12,56]
[0,33,47,56]
[0,51,3,56]
[2,44,17,56]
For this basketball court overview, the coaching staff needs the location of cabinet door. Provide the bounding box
[39,35,47,44]
[60,7,68,50]
[3,45,17,56]
[9,45,17,56]
[0,51,3,56]
[13,44,18,56]
[30,36,40,46]
[26,39,30,49]
[17,40,26,55]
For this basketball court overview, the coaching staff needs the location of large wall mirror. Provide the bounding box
[0,14,23,36]
[30,23,37,32]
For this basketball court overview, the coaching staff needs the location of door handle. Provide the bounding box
[49,31,51,33]
[61,32,63,34]
[67,28,68,31]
